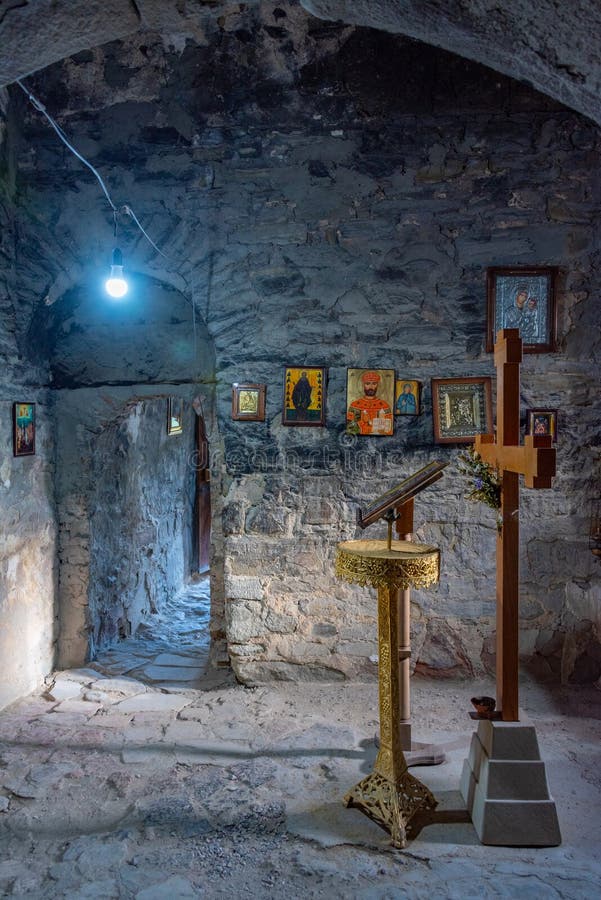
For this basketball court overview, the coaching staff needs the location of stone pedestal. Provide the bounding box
[461,717,561,846]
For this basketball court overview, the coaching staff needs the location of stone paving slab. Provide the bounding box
[162,720,208,743]
[152,653,207,667]
[114,693,189,714]
[122,725,164,743]
[53,699,104,716]
[90,677,148,696]
[91,712,135,729]
[82,689,115,703]
[1,613,600,899]
[57,668,107,684]
[42,711,100,730]
[140,665,206,682]
[287,799,387,848]
[136,875,198,899]
[121,747,177,765]
[90,660,147,677]
[0,664,599,900]
[44,678,83,701]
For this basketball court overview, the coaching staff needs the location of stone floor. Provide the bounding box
[92,578,212,689]
[1,585,600,898]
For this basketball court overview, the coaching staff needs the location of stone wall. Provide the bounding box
[0,396,57,709]
[0,91,58,709]
[9,4,601,685]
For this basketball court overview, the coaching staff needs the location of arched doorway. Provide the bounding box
[83,394,213,684]
[42,273,218,679]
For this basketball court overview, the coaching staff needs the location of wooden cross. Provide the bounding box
[475,329,556,721]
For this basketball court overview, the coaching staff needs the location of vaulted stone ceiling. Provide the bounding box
[14,0,589,387]
[0,1,600,125]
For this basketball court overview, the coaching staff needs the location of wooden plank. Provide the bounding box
[524,435,556,488]
[476,330,555,722]
[476,442,555,483]
[195,412,211,573]
[499,360,521,446]
[197,481,211,572]
[358,461,447,527]
[497,471,520,721]
[494,328,522,367]
[395,498,414,537]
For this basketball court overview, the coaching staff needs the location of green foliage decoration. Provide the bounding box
[457,444,502,530]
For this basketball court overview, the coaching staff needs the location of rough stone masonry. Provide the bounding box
[0,1,599,706]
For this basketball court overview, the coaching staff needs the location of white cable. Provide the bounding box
[16,78,171,259]
[122,205,172,260]
[16,79,117,212]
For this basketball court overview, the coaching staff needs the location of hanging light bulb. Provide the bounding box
[105,247,128,298]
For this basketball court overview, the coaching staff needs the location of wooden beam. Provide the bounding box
[496,330,522,448]
[497,471,520,720]
[475,329,556,722]
[476,437,555,485]
[395,498,414,538]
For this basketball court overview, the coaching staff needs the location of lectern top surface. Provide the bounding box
[358,460,448,527]
[338,539,438,561]
[336,539,440,590]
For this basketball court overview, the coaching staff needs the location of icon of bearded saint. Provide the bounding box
[347,371,393,435]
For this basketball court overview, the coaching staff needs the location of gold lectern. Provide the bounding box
[335,462,447,847]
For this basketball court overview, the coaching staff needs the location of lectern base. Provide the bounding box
[344,768,437,849]
[374,732,446,767]
[406,742,446,767]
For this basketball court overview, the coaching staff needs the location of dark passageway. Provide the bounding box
[92,576,212,687]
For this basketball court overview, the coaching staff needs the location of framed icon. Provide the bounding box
[431,377,493,444]
[283,366,327,426]
[395,379,421,416]
[232,383,266,421]
[346,368,395,436]
[486,266,557,353]
[13,402,35,456]
[526,408,557,443]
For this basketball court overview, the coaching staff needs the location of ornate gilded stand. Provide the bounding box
[336,538,441,848]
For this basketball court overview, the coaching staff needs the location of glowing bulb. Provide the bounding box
[105,247,128,298]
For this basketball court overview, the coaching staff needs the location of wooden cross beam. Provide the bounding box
[475,329,556,721]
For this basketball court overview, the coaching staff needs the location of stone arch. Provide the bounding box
[1,1,600,126]
[31,271,208,388]
[42,274,219,666]
[55,384,222,667]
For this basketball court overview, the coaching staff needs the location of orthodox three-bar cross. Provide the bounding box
[475,329,556,721]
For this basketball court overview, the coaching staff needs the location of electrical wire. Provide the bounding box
[122,205,171,260]
[15,77,203,354]
[16,78,170,259]
[16,79,117,212]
